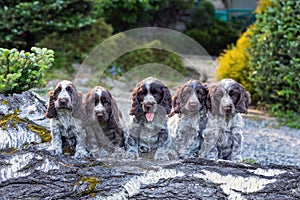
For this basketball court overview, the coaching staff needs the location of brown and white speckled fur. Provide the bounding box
[199,78,251,162]
[82,86,128,158]
[45,80,89,158]
[128,77,172,160]
[168,80,208,159]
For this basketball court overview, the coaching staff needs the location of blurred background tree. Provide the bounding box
[0,0,242,74]
[0,0,95,51]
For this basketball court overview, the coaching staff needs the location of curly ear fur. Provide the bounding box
[207,85,218,115]
[235,85,251,114]
[106,90,122,129]
[196,81,209,106]
[173,88,182,113]
[206,85,215,112]
[160,85,172,115]
[202,83,209,100]
[109,96,126,147]
[129,83,143,116]
[45,91,57,118]
[72,90,83,119]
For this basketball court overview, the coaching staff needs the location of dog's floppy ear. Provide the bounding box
[201,82,209,104]
[161,85,172,115]
[168,87,183,117]
[206,86,213,112]
[235,85,251,114]
[206,84,219,115]
[45,91,57,118]
[82,89,95,127]
[72,90,83,119]
[107,90,121,128]
[129,82,143,116]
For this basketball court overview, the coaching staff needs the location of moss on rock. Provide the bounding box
[27,124,51,143]
[0,110,51,143]
[0,100,10,106]
[78,176,100,195]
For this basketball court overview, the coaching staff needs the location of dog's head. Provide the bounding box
[45,80,83,118]
[83,86,123,129]
[207,78,251,116]
[170,80,208,116]
[129,77,172,122]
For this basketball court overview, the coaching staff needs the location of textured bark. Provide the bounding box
[1,92,299,199]
[0,147,299,200]
[0,91,50,149]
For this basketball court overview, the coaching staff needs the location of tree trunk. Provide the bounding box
[0,147,299,199]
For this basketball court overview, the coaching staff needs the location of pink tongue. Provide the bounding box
[145,113,154,122]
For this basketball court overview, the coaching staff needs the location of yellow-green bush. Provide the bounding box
[216,27,254,93]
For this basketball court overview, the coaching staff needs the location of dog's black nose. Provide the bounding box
[144,102,155,109]
[59,98,69,107]
[189,101,199,108]
[224,105,233,113]
[139,145,149,153]
[95,111,104,117]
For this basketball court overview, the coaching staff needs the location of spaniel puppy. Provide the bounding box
[45,80,88,158]
[128,77,172,160]
[199,78,251,162]
[168,80,208,159]
[82,86,127,158]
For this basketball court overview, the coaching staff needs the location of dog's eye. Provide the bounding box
[101,97,110,105]
[151,89,161,96]
[66,86,73,94]
[138,89,147,102]
[95,97,99,106]
[54,87,62,96]
[196,89,202,95]
[229,90,236,97]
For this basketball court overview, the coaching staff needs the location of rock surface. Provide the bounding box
[0,147,299,200]
[0,91,50,149]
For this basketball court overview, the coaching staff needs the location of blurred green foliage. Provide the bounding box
[0,47,54,95]
[93,0,161,31]
[38,18,113,74]
[248,0,300,128]
[93,0,194,32]
[0,0,95,51]
[185,0,239,55]
[104,39,184,78]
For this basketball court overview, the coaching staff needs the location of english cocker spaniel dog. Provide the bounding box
[128,77,172,160]
[168,80,209,159]
[45,80,89,158]
[82,86,128,158]
[199,78,251,162]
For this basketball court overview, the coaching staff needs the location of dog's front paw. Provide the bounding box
[124,149,139,159]
[112,147,127,159]
[75,151,90,159]
[75,146,90,159]
[231,154,243,163]
[154,149,169,161]
[47,146,62,156]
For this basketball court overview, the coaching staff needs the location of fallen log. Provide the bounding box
[0,147,299,199]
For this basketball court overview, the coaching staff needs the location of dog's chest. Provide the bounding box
[57,111,80,137]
